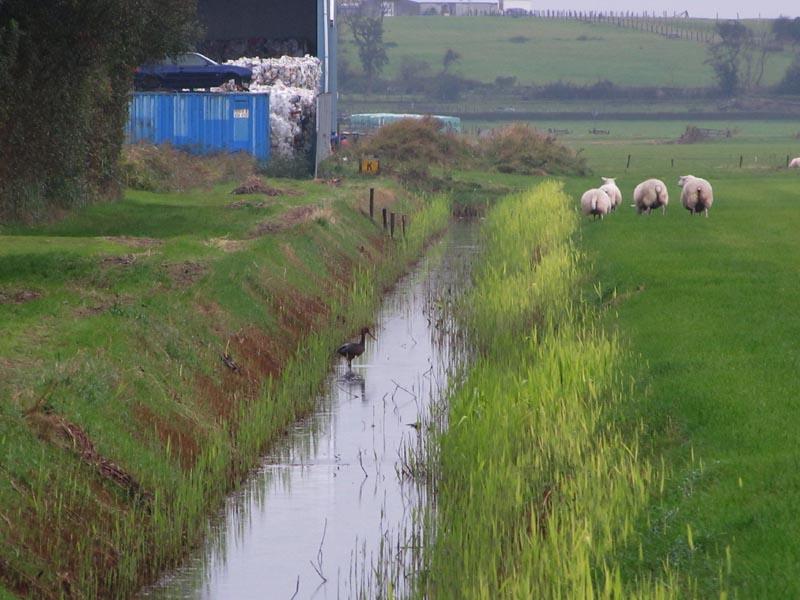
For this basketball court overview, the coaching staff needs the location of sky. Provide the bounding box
[526,2,799,19]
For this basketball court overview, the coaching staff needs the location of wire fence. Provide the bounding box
[525,10,720,43]
[583,152,799,173]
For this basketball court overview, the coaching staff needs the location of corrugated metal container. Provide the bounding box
[126,92,270,161]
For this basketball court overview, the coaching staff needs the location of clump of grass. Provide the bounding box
[420,182,680,597]
[481,123,589,176]
[350,117,475,176]
[120,143,255,192]
[258,152,314,179]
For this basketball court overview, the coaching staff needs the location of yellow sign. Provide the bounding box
[360,158,380,175]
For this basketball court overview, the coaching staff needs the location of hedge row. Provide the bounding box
[0,1,199,222]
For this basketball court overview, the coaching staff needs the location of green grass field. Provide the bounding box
[434,123,800,598]
[569,165,800,596]
[460,118,800,178]
[467,118,800,142]
[339,16,795,88]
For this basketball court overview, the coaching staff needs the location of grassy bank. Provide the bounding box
[421,182,677,596]
[0,175,449,597]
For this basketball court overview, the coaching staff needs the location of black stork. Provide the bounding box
[336,327,376,371]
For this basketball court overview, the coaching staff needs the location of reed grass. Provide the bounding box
[421,182,680,597]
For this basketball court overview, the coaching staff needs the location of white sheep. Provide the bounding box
[599,177,622,211]
[581,188,612,220]
[633,179,669,215]
[678,175,714,217]
[789,157,800,169]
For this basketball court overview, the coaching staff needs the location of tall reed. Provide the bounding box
[422,182,675,598]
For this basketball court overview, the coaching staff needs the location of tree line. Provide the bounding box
[707,17,800,95]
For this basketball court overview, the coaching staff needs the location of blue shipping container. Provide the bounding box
[126,92,270,161]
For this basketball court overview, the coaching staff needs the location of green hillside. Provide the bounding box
[339,16,794,88]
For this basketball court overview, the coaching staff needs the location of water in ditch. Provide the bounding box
[139,221,478,599]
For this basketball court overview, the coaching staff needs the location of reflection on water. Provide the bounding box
[139,222,479,599]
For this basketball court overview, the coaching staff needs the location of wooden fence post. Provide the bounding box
[401,215,407,238]
[369,188,374,220]
[390,212,396,238]
[739,155,743,168]
[382,208,388,231]
[626,154,632,169]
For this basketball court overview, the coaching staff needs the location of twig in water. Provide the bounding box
[317,517,328,568]
[308,520,328,584]
[337,384,357,399]
[290,575,300,599]
[391,379,417,398]
[310,560,327,583]
[358,449,368,479]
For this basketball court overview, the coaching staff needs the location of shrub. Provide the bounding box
[677,125,710,144]
[538,79,616,100]
[396,56,432,94]
[120,144,255,192]
[495,75,517,89]
[0,1,199,222]
[432,72,468,101]
[777,59,800,94]
[259,152,315,179]
[481,124,588,176]
[352,117,475,175]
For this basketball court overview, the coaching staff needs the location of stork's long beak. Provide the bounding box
[367,330,377,341]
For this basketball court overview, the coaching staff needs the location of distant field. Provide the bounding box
[339,16,795,88]
[341,98,720,114]
[463,118,800,174]
[466,118,800,140]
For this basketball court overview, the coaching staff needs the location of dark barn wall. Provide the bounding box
[197,0,318,54]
